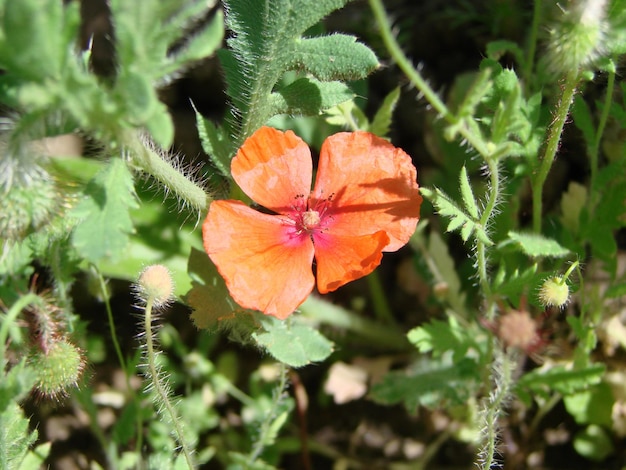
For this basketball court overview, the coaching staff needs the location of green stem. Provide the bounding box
[96,268,128,374]
[0,293,42,367]
[368,0,490,158]
[144,297,195,469]
[478,157,500,315]
[532,72,579,232]
[126,131,211,213]
[366,270,395,325]
[480,347,515,469]
[247,362,289,466]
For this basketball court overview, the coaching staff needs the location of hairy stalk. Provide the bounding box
[479,157,501,318]
[368,0,490,158]
[590,59,616,194]
[366,270,395,325]
[523,0,543,92]
[532,72,579,232]
[247,362,289,466]
[143,297,195,469]
[478,347,516,469]
[124,131,210,213]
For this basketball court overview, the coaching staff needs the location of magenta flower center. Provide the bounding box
[287,195,333,239]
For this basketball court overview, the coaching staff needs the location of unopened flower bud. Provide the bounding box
[136,264,175,309]
[544,0,607,76]
[539,276,570,309]
[29,339,84,399]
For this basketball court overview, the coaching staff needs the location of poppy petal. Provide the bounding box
[203,200,315,319]
[314,231,390,294]
[232,126,313,214]
[312,132,422,252]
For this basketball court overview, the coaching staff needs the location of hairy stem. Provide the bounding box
[126,131,211,213]
[368,0,490,158]
[479,347,516,469]
[247,362,289,465]
[143,297,195,469]
[532,72,579,232]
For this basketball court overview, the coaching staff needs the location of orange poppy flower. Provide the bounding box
[202,126,422,319]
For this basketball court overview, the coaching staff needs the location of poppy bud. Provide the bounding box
[136,264,175,309]
[29,339,84,399]
[544,0,607,76]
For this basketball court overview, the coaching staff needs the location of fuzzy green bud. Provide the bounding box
[136,264,175,309]
[544,0,607,76]
[539,276,570,309]
[29,339,84,399]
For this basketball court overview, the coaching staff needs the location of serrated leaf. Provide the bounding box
[323,100,369,129]
[194,107,232,177]
[370,357,480,411]
[504,231,570,258]
[290,34,378,82]
[369,87,400,137]
[253,316,333,368]
[516,363,605,398]
[421,187,492,245]
[70,158,138,263]
[269,77,354,117]
[407,317,472,361]
[0,402,39,470]
[459,165,478,219]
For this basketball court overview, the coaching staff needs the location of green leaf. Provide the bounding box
[0,361,37,414]
[17,442,51,470]
[194,109,232,177]
[573,425,614,462]
[563,382,614,427]
[459,166,479,219]
[220,0,376,144]
[0,402,39,470]
[516,363,605,399]
[421,187,492,245]
[252,316,334,368]
[502,231,570,258]
[144,103,175,149]
[407,317,477,362]
[165,9,225,74]
[290,34,379,82]
[370,357,480,411]
[269,78,354,116]
[0,0,67,80]
[70,158,139,263]
[369,87,400,137]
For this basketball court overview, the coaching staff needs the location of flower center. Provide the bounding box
[302,209,321,230]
